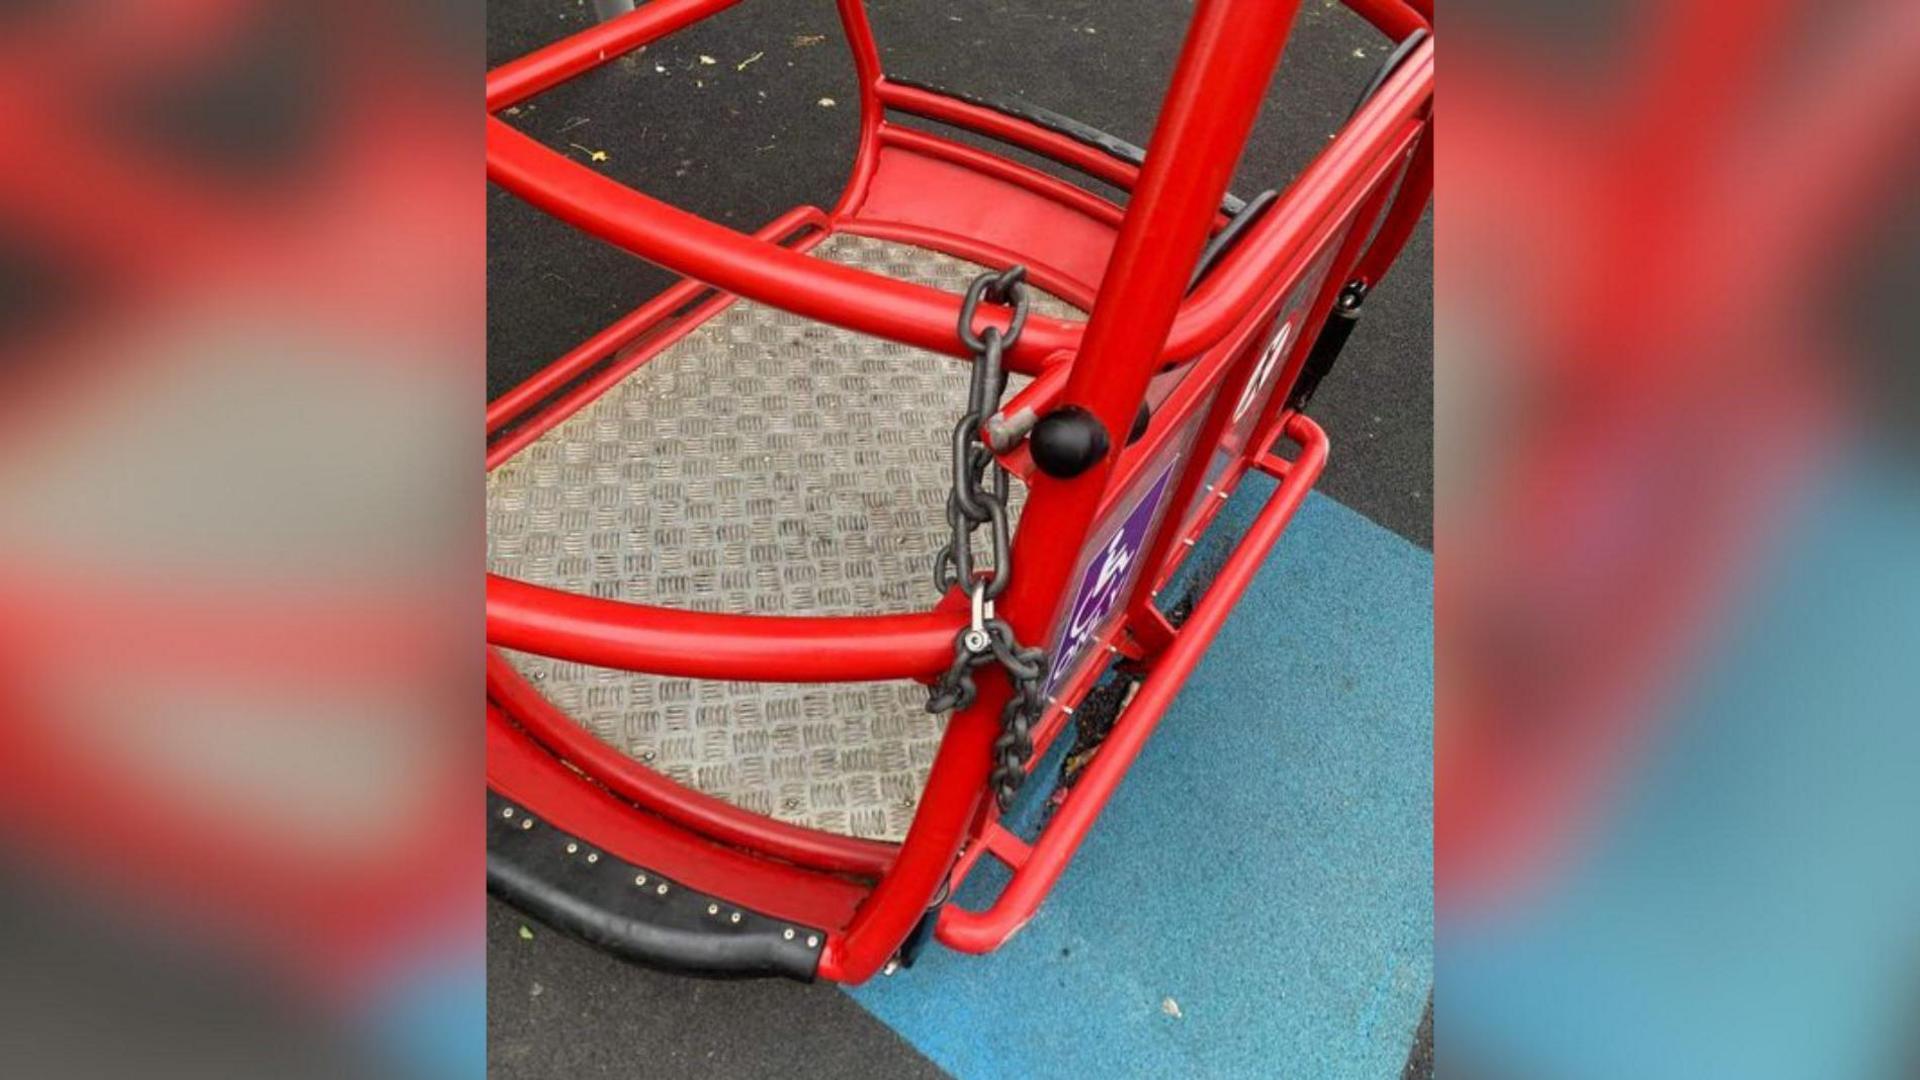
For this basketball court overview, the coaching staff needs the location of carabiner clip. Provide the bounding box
[964,581,994,654]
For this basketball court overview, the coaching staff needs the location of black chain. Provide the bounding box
[927,267,1050,813]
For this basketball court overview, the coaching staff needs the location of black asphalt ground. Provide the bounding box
[487,2,1433,1076]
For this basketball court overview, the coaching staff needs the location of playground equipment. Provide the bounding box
[487,0,1433,982]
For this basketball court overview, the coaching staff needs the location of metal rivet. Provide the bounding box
[1216,488,1230,501]
[565,842,578,855]
[1182,537,1197,547]
[707,903,720,916]
[807,935,819,948]
[519,817,534,830]
[782,928,794,940]
[634,874,648,887]
[586,852,599,864]
[656,883,669,895]
[729,912,742,924]
[501,807,515,819]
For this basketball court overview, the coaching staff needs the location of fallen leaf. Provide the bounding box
[817,97,837,107]
[518,925,535,941]
[1161,996,1183,1019]
[737,51,764,71]
[792,34,826,47]
[698,54,716,65]
[568,142,610,163]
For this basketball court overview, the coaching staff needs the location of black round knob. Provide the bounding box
[1030,406,1110,479]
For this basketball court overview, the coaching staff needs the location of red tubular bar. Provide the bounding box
[819,0,1307,985]
[487,652,897,877]
[938,413,1329,952]
[485,43,1430,374]
[1351,116,1433,290]
[874,80,1147,198]
[485,286,739,470]
[485,204,825,435]
[873,124,1128,230]
[489,706,871,930]
[831,0,887,217]
[486,575,962,682]
[487,117,1058,369]
[486,0,746,113]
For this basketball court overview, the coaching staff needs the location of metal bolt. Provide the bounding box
[565,842,578,855]
[807,935,819,948]
[782,928,794,941]
[501,807,515,819]
[519,817,534,830]
[707,903,720,916]
[729,912,742,925]
[656,883,669,895]
[586,852,599,864]
[634,874,648,887]
[963,628,991,653]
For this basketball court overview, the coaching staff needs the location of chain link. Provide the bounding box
[927,266,1050,813]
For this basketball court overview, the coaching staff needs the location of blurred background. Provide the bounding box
[1436,0,1920,1076]
[0,2,481,1078]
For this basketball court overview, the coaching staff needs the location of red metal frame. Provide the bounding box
[486,0,1433,983]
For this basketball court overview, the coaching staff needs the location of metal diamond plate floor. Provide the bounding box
[487,234,1081,841]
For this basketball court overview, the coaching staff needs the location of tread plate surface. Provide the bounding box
[487,234,1080,840]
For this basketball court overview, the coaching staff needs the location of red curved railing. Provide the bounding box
[486,651,897,876]
[486,574,965,683]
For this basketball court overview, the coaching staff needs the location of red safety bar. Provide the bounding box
[487,0,1433,984]
[940,414,1327,951]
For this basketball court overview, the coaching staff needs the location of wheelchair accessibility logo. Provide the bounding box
[1045,459,1180,697]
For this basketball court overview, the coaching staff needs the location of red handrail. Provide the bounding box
[938,413,1329,952]
[486,574,963,682]
[487,651,897,877]
[486,0,749,113]
[484,43,1429,373]
[485,204,826,435]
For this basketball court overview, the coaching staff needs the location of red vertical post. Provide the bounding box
[822,0,1304,984]
[1000,0,1303,651]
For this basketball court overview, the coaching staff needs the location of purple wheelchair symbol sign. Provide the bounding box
[1044,459,1179,698]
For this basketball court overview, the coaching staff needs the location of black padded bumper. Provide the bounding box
[487,790,825,981]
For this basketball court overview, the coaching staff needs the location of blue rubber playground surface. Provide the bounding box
[850,481,1434,1079]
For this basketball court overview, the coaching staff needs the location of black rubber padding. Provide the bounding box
[1189,188,1279,291]
[1348,27,1430,122]
[885,74,1248,217]
[487,790,824,981]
